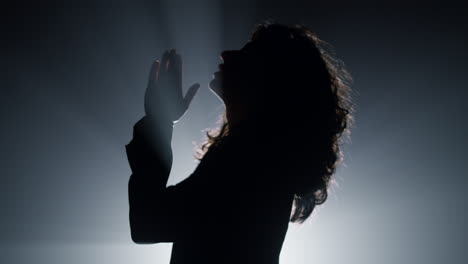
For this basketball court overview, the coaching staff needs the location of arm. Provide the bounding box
[126,116,291,244]
[126,115,175,243]
[126,49,200,244]
[126,115,213,243]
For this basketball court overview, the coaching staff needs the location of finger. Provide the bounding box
[183,83,200,108]
[154,60,160,80]
[148,60,160,85]
[145,60,161,115]
[168,50,182,75]
[166,50,183,91]
[160,50,170,72]
[148,60,158,82]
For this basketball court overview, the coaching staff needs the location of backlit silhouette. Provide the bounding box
[126,22,352,264]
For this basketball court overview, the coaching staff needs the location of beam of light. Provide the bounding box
[119,0,224,263]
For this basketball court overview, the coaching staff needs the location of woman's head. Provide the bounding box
[205,21,353,223]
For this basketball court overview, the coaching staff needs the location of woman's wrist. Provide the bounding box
[132,115,174,147]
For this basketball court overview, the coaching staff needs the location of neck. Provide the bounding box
[225,104,265,136]
[225,103,249,128]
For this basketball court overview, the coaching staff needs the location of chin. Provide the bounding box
[209,78,224,102]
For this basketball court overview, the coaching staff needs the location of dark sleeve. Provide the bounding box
[126,118,288,244]
[126,115,173,189]
[126,115,182,244]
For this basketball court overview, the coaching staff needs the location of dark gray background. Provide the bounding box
[1,1,467,263]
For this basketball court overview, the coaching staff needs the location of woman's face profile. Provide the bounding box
[209,42,258,103]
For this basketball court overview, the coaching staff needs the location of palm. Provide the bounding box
[144,49,200,123]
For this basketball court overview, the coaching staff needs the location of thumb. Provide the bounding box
[183,83,200,108]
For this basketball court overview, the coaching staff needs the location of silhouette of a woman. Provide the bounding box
[126,22,352,264]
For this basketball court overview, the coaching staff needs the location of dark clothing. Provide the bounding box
[126,116,294,264]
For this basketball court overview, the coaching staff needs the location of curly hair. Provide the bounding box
[196,21,353,223]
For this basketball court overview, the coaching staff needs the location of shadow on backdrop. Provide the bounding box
[126,21,352,264]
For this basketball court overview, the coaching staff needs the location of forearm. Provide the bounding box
[126,115,173,186]
[126,115,174,243]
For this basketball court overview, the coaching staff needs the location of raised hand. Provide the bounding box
[144,49,200,124]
